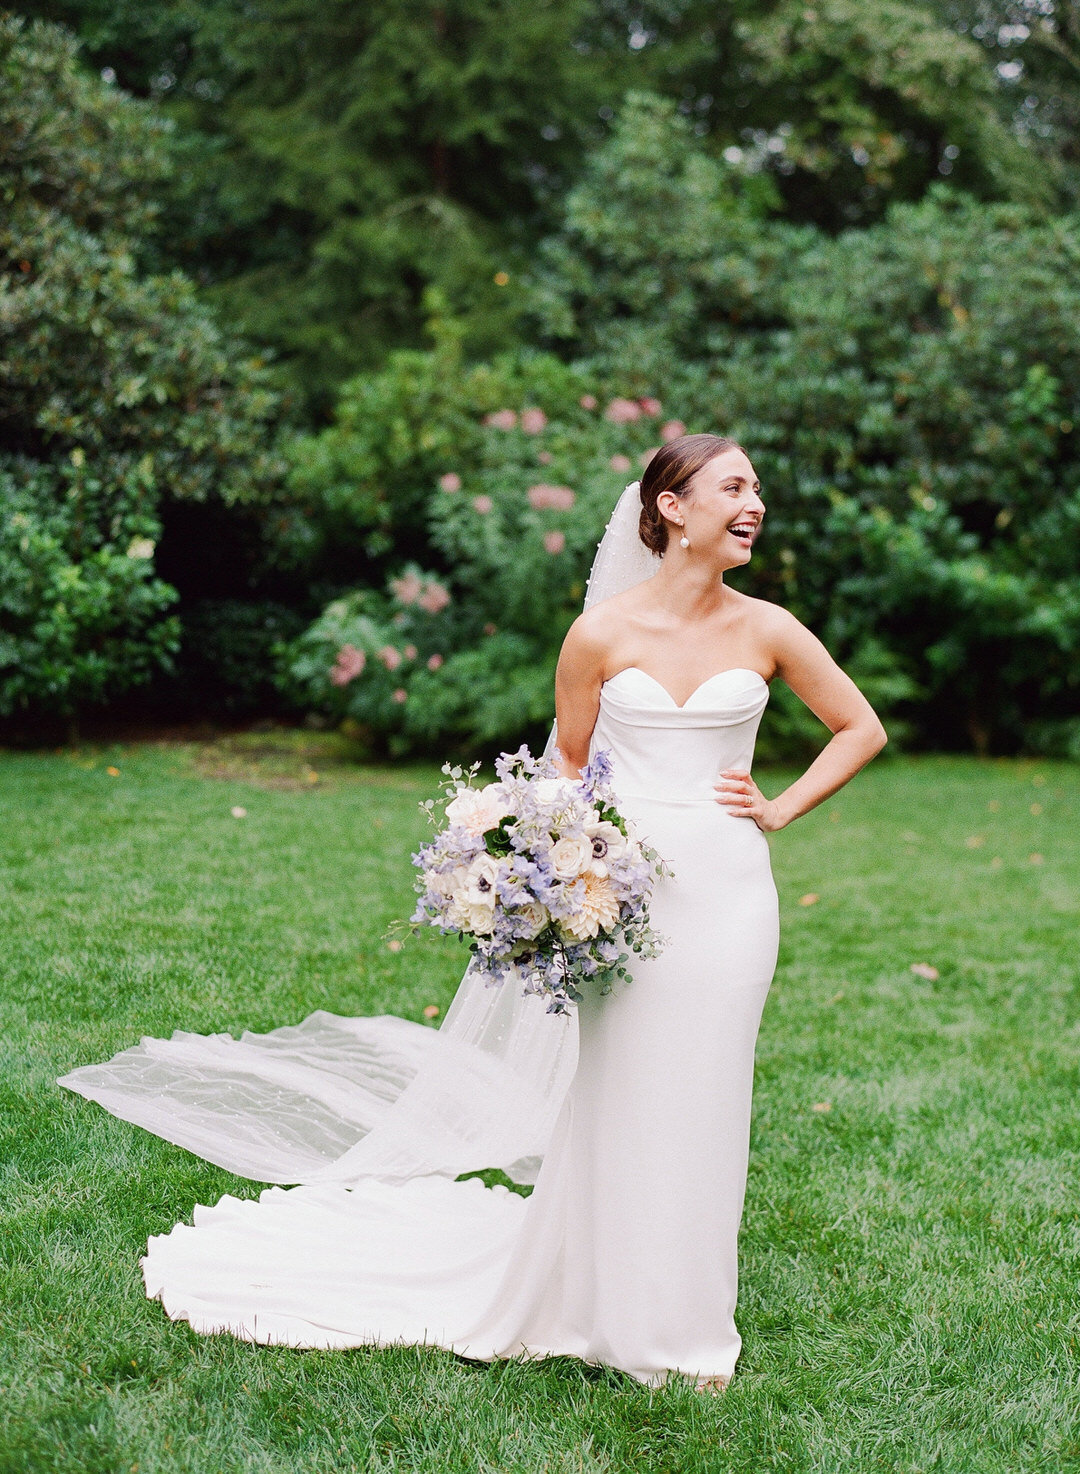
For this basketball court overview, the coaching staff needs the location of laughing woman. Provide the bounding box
[59,433,887,1391]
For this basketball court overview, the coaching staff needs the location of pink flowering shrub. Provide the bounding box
[279,351,713,754]
[389,569,424,604]
[329,644,366,686]
[526,484,575,511]
[603,397,642,424]
[278,560,468,755]
[418,581,450,614]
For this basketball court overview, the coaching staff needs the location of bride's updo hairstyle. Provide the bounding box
[638,433,743,555]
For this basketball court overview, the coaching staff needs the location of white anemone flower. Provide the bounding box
[463,853,501,907]
[582,818,628,876]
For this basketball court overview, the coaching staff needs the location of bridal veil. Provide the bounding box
[58,481,660,1189]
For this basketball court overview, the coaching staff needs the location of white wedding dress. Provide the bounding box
[58,663,778,1387]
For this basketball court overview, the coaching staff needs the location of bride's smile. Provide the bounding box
[653,446,766,567]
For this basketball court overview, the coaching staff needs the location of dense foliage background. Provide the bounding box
[3,3,1079,755]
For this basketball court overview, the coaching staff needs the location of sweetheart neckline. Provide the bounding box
[604,666,769,711]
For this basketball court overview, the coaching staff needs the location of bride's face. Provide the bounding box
[664,448,765,564]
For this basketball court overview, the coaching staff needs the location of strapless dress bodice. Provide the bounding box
[590,666,770,805]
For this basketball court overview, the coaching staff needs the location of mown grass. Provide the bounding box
[1,734,1077,1473]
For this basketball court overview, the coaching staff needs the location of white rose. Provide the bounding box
[445,783,511,836]
[445,896,471,930]
[548,834,592,881]
[428,865,469,901]
[467,901,497,935]
[512,900,549,940]
[535,777,583,807]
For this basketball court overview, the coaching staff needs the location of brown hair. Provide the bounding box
[638,433,744,555]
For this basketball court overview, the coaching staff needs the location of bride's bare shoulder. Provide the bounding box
[735,589,804,635]
[735,591,831,674]
[561,589,640,666]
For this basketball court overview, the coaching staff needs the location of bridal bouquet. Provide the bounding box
[409,745,670,1014]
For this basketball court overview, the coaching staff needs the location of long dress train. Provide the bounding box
[58,665,778,1386]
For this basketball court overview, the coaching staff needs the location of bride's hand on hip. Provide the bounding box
[713,769,784,831]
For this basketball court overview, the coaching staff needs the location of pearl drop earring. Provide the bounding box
[678,523,690,549]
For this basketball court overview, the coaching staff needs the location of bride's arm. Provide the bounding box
[552,615,607,779]
[715,606,888,831]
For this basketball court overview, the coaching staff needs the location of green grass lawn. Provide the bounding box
[1,733,1078,1474]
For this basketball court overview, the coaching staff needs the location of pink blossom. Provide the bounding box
[418,580,451,614]
[483,409,517,430]
[520,407,548,434]
[438,472,462,493]
[472,495,494,514]
[392,688,407,704]
[427,652,444,671]
[638,396,662,416]
[329,644,365,686]
[527,483,575,511]
[378,645,402,671]
[639,446,660,468]
[537,450,553,464]
[605,397,642,424]
[579,394,598,410]
[543,529,566,555]
[609,453,632,472]
[390,570,424,605]
[483,622,498,636]
[403,644,418,660]
[660,419,686,443]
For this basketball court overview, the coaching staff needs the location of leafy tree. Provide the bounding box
[0,17,292,723]
[929,0,1080,208]
[524,91,797,378]
[726,0,1044,227]
[19,0,1048,407]
[680,189,1080,755]
[18,0,630,406]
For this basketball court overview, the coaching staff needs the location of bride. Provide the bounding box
[59,433,886,1391]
